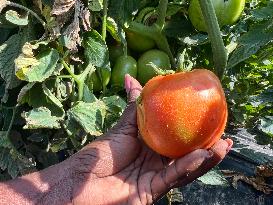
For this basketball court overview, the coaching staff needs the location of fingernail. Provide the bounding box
[225,138,233,153]
[124,74,131,94]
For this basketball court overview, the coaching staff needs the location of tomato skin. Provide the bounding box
[137,49,171,85]
[137,69,228,158]
[126,31,155,53]
[111,55,137,87]
[189,0,245,32]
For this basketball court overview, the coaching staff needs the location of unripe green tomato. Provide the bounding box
[111,55,137,88]
[126,31,156,53]
[188,0,245,32]
[137,49,171,85]
[109,44,125,65]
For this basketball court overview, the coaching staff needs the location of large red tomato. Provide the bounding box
[137,69,228,158]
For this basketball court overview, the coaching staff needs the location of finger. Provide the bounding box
[107,75,142,136]
[124,74,142,103]
[173,138,233,188]
[151,139,232,201]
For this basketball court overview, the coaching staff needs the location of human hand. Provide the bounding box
[71,75,233,205]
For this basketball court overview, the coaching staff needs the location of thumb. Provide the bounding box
[109,75,142,135]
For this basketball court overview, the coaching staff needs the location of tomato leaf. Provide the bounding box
[15,45,60,82]
[228,19,273,69]
[23,107,62,129]
[0,30,31,90]
[102,95,126,131]
[106,17,126,43]
[18,83,64,117]
[88,0,103,11]
[66,101,107,136]
[82,30,109,68]
[251,1,273,21]
[5,10,29,26]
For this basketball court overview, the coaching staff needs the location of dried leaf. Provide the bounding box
[80,7,91,31]
[52,0,75,15]
[222,170,273,194]
[62,1,81,51]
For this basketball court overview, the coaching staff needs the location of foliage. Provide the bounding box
[0,0,272,185]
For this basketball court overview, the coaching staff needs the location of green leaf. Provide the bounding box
[5,10,29,26]
[258,116,273,137]
[197,168,229,186]
[228,20,273,69]
[42,83,64,114]
[102,95,126,131]
[83,84,97,103]
[0,31,29,89]
[82,30,109,67]
[249,87,273,107]
[18,83,64,117]
[88,0,103,11]
[251,1,273,21]
[106,17,125,43]
[0,147,35,178]
[108,0,143,24]
[23,107,62,129]
[66,101,106,136]
[0,131,12,148]
[15,47,59,82]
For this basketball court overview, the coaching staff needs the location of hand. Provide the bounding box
[70,75,233,205]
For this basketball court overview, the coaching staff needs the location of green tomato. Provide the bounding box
[137,49,171,85]
[88,68,111,92]
[109,44,125,65]
[188,0,245,32]
[111,55,137,88]
[126,31,156,53]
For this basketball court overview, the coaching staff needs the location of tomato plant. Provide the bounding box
[111,55,137,87]
[189,0,246,32]
[137,69,228,158]
[137,49,171,85]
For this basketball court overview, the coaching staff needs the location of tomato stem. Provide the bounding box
[102,0,108,41]
[198,0,227,79]
[155,0,168,30]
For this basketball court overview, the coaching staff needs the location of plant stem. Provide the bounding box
[198,0,227,79]
[77,82,84,101]
[3,106,18,151]
[78,64,95,82]
[61,59,80,84]
[102,0,108,41]
[155,0,168,30]
[7,1,46,27]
